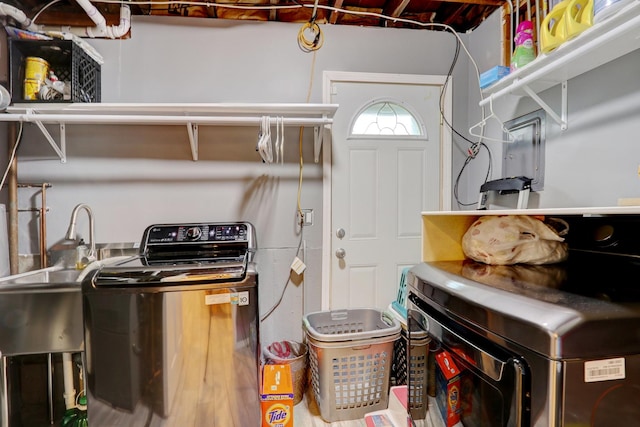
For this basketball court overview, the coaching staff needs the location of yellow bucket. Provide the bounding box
[24,56,49,82]
[23,78,43,101]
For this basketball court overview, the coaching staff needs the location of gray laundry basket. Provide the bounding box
[302,308,401,423]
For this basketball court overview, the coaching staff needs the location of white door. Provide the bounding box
[322,71,452,311]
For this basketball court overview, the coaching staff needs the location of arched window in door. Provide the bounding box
[350,99,427,138]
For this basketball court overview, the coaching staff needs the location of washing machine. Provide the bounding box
[82,222,260,426]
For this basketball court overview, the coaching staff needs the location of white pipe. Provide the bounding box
[75,0,107,33]
[0,3,34,29]
[62,353,77,410]
[79,1,131,39]
[36,3,131,39]
[0,1,131,39]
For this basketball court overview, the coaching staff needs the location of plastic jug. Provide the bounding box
[565,0,594,39]
[540,0,570,53]
[511,20,537,70]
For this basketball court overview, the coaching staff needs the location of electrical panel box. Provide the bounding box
[503,109,546,192]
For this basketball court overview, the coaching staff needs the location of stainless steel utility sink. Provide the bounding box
[0,266,83,356]
[0,254,134,356]
[47,241,138,270]
[0,266,83,291]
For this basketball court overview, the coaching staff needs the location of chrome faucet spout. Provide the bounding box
[65,203,96,261]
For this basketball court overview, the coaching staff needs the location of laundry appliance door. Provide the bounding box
[408,291,531,427]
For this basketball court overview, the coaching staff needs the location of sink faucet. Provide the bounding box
[65,203,96,263]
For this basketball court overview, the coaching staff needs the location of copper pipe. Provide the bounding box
[18,183,51,269]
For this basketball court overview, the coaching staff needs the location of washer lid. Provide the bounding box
[86,222,258,288]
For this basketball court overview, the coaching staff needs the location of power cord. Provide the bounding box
[454,142,492,208]
[260,223,304,322]
[0,122,23,191]
[260,33,317,324]
[297,21,323,52]
[437,29,493,208]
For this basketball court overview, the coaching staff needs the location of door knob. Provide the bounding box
[335,248,346,259]
[336,228,345,239]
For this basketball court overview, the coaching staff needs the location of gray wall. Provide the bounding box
[2,15,464,346]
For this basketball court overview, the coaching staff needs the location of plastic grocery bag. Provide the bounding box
[461,215,569,265]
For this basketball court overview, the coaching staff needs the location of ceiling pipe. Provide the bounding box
[0,2,35,29]
[68,0,131,39]
[0,1,131,39]
[34,1,131,39]
[74,0,108,34]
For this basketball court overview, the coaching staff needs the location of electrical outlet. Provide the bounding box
[299,209,313,226]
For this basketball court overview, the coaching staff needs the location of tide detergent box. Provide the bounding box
[261,364,294,427]
[435,350,462,427]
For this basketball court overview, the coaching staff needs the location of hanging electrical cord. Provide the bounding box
[260,41,317,323]
[0,122,23,191]
[439,36,478,149]
[31,0,62,24]
[454,143,492,208]
[436,29,494,208]
[260,222,304,322]
[297,0,323,53]
[296,44,318,222]
[297,20,323,52]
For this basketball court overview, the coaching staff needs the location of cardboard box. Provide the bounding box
[435,350,462,427]
[260,364,294,427]
[364,386,408,426]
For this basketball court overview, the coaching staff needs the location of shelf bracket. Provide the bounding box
[186,123,199,161]
[314,115,329,163]
[32,119,67,163]
[313,126,322,163]
[521,82,568,130]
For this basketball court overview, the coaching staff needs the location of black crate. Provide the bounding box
[9,39,101,103]
[392,328,431,420]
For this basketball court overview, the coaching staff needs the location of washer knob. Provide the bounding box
[186,227,203,240]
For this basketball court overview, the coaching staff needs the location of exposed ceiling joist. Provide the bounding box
[1,0,504,34]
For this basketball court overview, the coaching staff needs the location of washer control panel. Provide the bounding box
[142,222,253,246]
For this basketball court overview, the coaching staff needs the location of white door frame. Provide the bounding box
[321,70,453,310]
